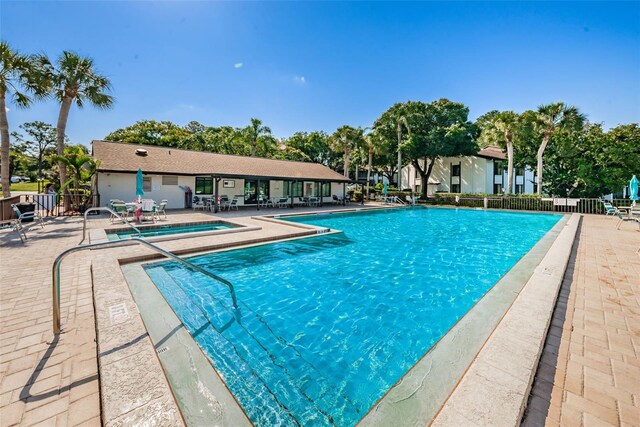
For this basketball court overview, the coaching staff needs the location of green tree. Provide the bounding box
[476,110,519,194]
[535,102,586,195]
[0,42,49,197]
[244,118,272,157]
[105,120,191,147]
[601,123,640,193]
[50,145,98,210]
[330,126,365,179]
[283,131,335,166]
[48,51,114,192]
[11,121,58,179]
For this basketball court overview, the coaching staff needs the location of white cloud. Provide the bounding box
[234,62,243,69]
[293,75,306,85]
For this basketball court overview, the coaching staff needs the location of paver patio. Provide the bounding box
[1,208,638,426]
[522,214,640,427]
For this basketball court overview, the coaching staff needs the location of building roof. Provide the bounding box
[92,140,351,182]
[476,145,507,160]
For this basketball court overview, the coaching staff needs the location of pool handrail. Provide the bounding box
[79,206,141,244]
[52,237,238,334]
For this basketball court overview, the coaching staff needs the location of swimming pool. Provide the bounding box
[106,221,235,240]
[144,208,562,426]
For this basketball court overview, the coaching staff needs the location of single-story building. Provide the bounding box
[401,146,537,195]
[92,140,352,210]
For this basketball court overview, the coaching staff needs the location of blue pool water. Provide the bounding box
[144,208,561,426]
[107,222,233,240]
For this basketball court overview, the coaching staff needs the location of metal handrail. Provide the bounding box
[52,237,238,334]
[79,206,141,244]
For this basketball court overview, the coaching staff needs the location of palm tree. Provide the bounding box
[330,126,364,179]
[246,118,271,157]
[0,42,48,197]
[535,103,586,195]
[477,110,519,194]
[50,145,99,211]
[49,51,113,196]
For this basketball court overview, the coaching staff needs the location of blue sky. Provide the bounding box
[2,1,639,145]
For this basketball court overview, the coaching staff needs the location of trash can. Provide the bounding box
[15,202,35,222]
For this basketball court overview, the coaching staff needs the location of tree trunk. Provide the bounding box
[412,158,436,199]
[506,137,514,194]
[56,96,73,208]
[366,146,373,196]
[396,126,402,188]
[536,130,551,195]
[252,137,257,157]
[0,92,11,198]
[343,148,350,179]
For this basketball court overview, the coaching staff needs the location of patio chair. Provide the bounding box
[308,196,319,207]
[614,211,640,230]
[192,196,205,211]
[156,200,168,220]
[276,197,289,208]
[219,195,230,210]
[0,219,27,243]
[295,197,307,207]
[226,198,239,211]
[141,199,158,222]
[110,202,131,222]
[332,195,340,205]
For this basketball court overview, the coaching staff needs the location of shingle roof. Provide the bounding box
[92,140,351,182]
[477,145,507,160]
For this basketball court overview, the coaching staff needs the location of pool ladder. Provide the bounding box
[79,206,141,244]
[52,237,238,334]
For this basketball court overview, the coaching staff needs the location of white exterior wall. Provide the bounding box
[97,172,194,209]
[97,173,348,208]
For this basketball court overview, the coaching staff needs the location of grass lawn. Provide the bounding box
[10,182,39,192]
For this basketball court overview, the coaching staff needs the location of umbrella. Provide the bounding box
[383,183,388,196]
[630,175,638,206]
[136,168,144,199]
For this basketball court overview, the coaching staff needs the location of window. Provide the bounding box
[494,183,504,194]
[515,184,524,194]
[451,163,461,193]
[142,176,152,192]
[515,167,524,177]
[195,177,213,194]
[162,175,178,186]
[284,181,303,197]
[494,160,505,176]
[314,182,331,197]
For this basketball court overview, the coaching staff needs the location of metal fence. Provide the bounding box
[426,196,633,215]
[0,193,99,219]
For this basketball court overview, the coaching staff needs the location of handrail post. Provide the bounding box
[52,238,237,334]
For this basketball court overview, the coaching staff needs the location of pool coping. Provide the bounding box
[429,212,581,426]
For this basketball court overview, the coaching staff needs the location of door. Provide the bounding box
[244,180,269,205]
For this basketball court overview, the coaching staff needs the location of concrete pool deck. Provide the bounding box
[0,207,638,426]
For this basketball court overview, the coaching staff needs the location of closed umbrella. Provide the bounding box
[383,183,388,196]
[136,168,144,200]
[630,175,638,207]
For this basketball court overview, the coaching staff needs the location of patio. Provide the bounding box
[0,209,638,426]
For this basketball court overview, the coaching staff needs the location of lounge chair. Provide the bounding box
[10,204,45,240]
[0,219,27,243]
[614,210,640,230]
[601,201,619,215]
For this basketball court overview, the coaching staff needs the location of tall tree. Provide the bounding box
[476,110,519,194]
[49,51,113,193]
[402,99,478,198]
[535,102,585,195]
[105,120,191,147]
[0,42,48,197]
[330,126,364,179]
[245,118,271,157]
[11,121,58,179]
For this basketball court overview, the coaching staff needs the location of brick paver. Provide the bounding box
[523,215,640,427]
[0,216,99,427]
